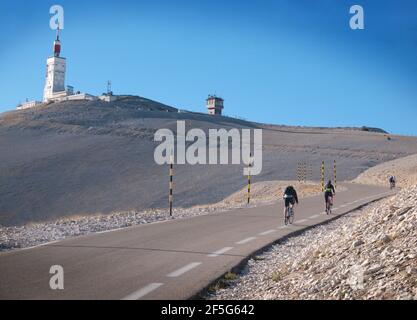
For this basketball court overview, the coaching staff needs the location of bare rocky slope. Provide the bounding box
[1,95,417,226]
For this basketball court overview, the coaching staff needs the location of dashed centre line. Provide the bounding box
[122,283,163,300]
[167,262,201,277]
[208,247,234,257]
[259,229,276,236]
[236,237,256,245]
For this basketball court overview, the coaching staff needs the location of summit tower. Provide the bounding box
[43,26,66,102]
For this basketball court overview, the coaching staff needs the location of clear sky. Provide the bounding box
[1,0,416,135]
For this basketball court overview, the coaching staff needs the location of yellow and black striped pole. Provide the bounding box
[321,161,325,192]
[169,154,173,216]
[334,160,337,189]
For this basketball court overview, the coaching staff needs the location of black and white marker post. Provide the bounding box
[169,154,173,217]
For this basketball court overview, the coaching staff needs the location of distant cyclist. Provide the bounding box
[389,176,396,189]
[324,180,336,213]
[283,186,299,220]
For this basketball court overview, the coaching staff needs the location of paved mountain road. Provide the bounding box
[0,183,394,300]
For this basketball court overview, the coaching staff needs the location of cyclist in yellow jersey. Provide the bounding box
[324,180,336,210]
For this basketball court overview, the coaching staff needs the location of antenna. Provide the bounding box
[53,23,62,57]
[56,23,60,41]
[107,80,112,95]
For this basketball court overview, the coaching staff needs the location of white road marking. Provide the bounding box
[122,283,163,300]
[309,214,320,219]
[208,247,234,257]
[259,229,276,236]
[340,204,347,208]
[19,240,61,252]
[167,262,202,277]
[295,219,308,223]
[236,237,256,245]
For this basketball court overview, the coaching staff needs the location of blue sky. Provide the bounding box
[1,0,416,135]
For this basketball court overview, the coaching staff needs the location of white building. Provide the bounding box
[43,27,68,102]
[54,93,99,102]
[16,100,42,110]
[206,95,224,115]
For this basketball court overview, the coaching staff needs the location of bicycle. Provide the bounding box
[284,203,295,225]
[325,196,333,215]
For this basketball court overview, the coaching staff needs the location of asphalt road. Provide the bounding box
[0,183,394,300]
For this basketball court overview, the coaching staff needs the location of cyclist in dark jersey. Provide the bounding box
[389,176,396,189]
[283,186,299,218]
[324,180,336,209]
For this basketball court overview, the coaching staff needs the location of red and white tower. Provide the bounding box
[43,26,66,102]
[53,26,61,57]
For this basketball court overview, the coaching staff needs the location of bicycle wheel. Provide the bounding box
[284,208,288,225]
[289,207,295,224]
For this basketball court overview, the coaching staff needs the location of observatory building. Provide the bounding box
[206,95,224,115]
[43,27,67,102]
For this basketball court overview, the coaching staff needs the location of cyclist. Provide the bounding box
[324,180,336,212]
[389,176,396,189]
[283,186,299,220]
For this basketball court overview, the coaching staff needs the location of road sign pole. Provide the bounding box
[169,155,173,216]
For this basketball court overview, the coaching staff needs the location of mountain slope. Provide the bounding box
[1,96,417,226]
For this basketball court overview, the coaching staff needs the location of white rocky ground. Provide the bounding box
[0,181,320,252]
[209,186,417,300]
